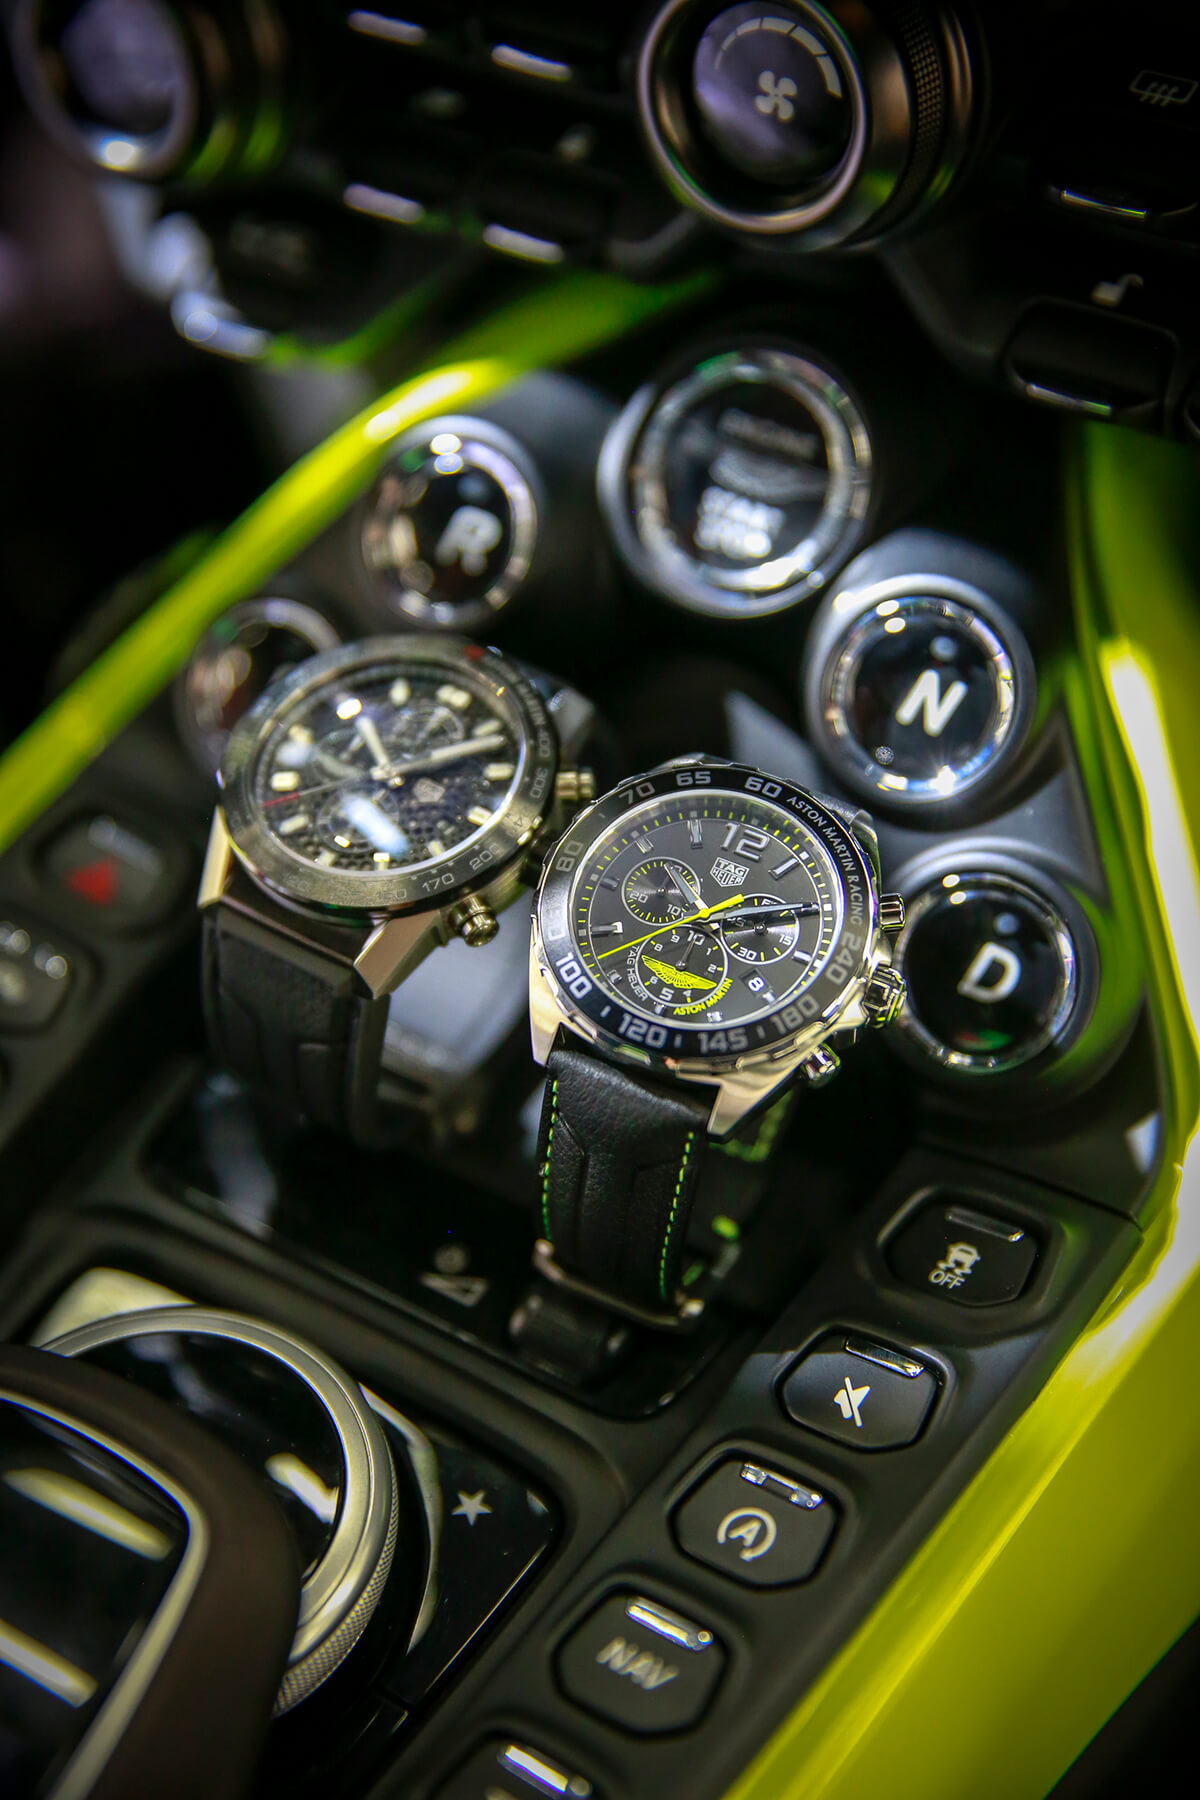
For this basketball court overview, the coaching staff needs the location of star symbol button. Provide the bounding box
[452,1488,492,1526]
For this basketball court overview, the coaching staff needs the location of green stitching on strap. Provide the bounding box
[659,1129,698,1301]
[540,1078,558,1241]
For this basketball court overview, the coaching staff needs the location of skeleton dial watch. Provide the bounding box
[529,759,906,1324]
[200,635,594,1143]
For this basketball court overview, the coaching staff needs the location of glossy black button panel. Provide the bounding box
[692,3,854,186]
[0,918,74,1033]
[379,1433,556,1705]
[599,342,871,619]
[808,583,1032,809]
[436,1738,598,1799]
[557,1593,725,1735]
[894,872,1081,1074]
[42,814,184,930]
[889,1199,1038,1306]
[781,1334,937,1449]
[673,1456,835,1587]
[360,417,539,632]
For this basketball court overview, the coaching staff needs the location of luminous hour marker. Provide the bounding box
[316,850,336,866]
[688,818,703,843]
[466,805,492,828]
[437,683,472,710]
[279,814,309,835]
[336,696,361,720]
[484,761,514,782]
[427,837,445,857]
[389,678,411,706]
[592,922,623,937]
[270,771,300,792]
[373,851,391,864]
[635,836,653,853]
[771,855,800,878]
[288,724,313,743]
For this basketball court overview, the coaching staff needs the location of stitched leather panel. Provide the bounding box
[538,1043,712,1311]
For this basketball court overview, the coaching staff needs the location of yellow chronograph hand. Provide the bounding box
[595,892,746,958]
[641,957,718,991]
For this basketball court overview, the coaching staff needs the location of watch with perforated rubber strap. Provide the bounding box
[528,758,907,1325]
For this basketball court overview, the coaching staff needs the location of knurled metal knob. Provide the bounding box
[555,768,597,809]
[880,893,906,933]
[450,896,499,947]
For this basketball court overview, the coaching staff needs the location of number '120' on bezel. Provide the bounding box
[534,764,879,1071]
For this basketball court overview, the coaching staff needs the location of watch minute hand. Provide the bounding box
[716,902,821,924]
[596,892,746,958]
[380,732,507,777]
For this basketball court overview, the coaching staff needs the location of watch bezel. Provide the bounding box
[220,635,558,916]
[534,762,880,1075]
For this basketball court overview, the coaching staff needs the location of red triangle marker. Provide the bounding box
[65,857,119,907]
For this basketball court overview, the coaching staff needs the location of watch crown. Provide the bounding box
[449,896,499,947]
[800,1044,841,1086]
[863,965,906,1027]
[555,768,597,811]
[880,893,906,933]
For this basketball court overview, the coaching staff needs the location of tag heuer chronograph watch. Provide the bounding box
[200,635,595,1143]
[529,760,906,1323]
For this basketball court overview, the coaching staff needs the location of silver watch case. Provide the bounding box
[217,636,558,916]
[530,761,893,1137]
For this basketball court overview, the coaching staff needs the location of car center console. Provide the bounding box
[0,5,1192,1799]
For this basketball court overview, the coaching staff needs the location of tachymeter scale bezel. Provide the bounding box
[220,636,558,916]
[535,764,879,1072]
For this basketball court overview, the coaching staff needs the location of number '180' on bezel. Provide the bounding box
[534,763,880,1074]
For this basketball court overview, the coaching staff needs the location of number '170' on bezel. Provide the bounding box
[535,764,880,1073]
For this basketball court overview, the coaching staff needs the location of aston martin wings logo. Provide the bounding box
[642,957,718,991]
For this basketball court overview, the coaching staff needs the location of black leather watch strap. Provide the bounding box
[537,1042,719,1315]
[202,903,390,1144]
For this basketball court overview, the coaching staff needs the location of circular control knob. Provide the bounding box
[637,0,973,247]
[692,2,854,185]
[12,0,287,182]
[892,870,1090,1076]
[45,1308,409,1714]
[805,567,1036,811]
[598,340,872,618]
[360,417,541,633]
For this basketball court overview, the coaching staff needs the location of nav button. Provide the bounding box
[674,1457,836,1587]
[557,1593,724,1736]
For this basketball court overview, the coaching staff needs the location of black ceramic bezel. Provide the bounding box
[536,763,878,1071]
[220,636,558,917]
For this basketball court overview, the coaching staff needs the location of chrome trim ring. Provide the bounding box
[807,573,1036,809]
[637,0,869,237]
[43,1307,399,1713]
[359,416,541,633]
[599,344,872,619]
[892,872,1080,1075]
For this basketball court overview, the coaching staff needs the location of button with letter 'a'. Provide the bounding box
[557,1593,724,1735]
[781,1333,938,1449]
[674,1456,836,1587]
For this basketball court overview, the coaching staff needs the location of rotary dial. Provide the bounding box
[574,791,840,1030]
[252,660,521,874]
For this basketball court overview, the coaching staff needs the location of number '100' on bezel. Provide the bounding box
[536,764,879,1071]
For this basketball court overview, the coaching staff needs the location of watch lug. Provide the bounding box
[528,938,564,1066]
[544,686,595,761]
[198,810,235,909]
[848,813,882,882]
[354,912,439,998]
[705,1066,791,1138]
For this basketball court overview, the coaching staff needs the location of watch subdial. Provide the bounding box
[385,697,466,758]
[717,893,802,964]
[316,784,412,867]
[622,857,703,925]
[629,923,731,1015]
